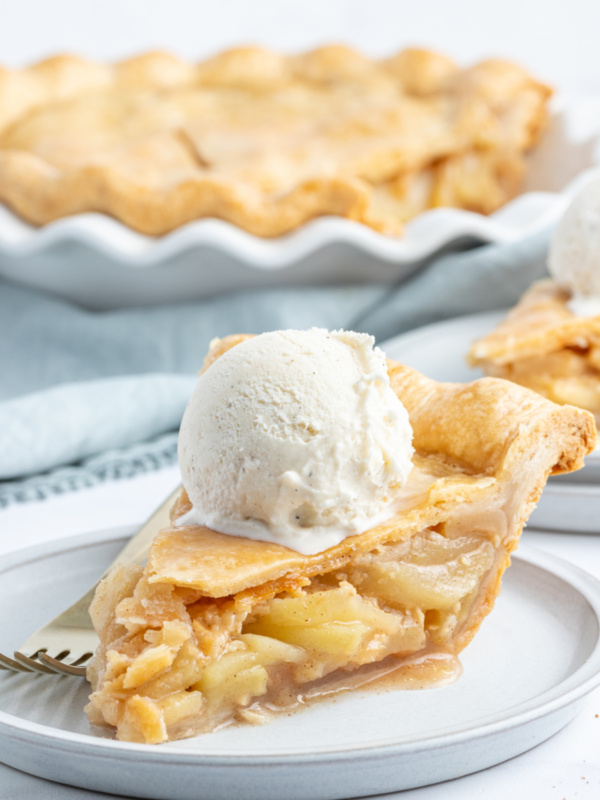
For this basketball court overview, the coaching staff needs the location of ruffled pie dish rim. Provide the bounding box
[0,167,598,269]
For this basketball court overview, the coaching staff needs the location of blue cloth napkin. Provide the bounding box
[0,230,550,505]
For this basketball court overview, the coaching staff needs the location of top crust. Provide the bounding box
[147,334,594,598]
[0,47,551,236]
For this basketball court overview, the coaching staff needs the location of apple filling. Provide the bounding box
[86,529,495,744]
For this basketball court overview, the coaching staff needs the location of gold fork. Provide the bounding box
[0,486,181,677]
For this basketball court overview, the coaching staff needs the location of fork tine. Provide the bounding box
[13,651,57,675]
[0,651,34,672]
[39,652,88,677]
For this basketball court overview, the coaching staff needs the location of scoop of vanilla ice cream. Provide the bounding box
[549,177,600,315]
[177,329,414,555]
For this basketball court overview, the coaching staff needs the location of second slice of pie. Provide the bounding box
[86,331,594,744]
[468,279,600,423]
[468,179,600,425]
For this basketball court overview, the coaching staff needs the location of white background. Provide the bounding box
[1,1,600,798]
[0,0,599,95]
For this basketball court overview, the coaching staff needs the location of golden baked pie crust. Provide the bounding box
[0,47,551,236]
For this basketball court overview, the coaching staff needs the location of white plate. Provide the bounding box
[1,529,600,800]
[1,95,600,309]
[382,312,600,533]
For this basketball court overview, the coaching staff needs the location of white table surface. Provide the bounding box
[0,467,599,799]
[2,0,600,795]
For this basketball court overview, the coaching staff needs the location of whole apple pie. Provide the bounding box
[85,332,594,744]
[0,47,550,236]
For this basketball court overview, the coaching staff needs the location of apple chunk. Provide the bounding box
[193,649,268,707]
[243,584,417,662]
[350,533,494,610]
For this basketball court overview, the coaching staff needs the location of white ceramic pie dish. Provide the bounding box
[1,529,600,799]
[0,94,599,309]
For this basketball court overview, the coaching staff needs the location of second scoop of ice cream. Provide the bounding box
[549,176,600,316]
[177,328,414,555]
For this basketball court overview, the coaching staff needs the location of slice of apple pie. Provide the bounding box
[86,335,594,744]
[468,280,600,424]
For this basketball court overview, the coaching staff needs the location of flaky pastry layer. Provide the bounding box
[0,47,551,236]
